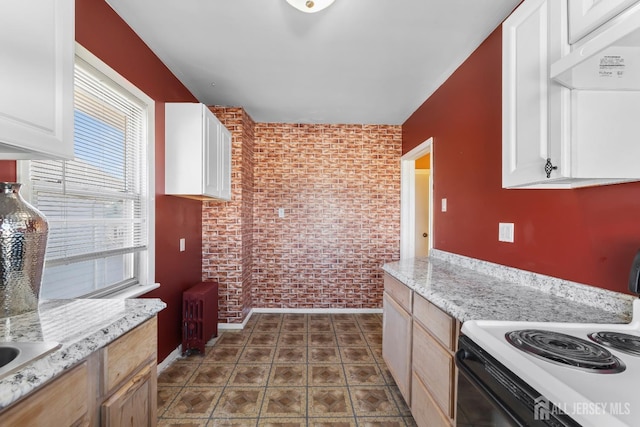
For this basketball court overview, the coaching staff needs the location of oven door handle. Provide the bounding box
[455,348,528,427]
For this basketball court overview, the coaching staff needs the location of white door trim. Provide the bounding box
[400,137,433,260]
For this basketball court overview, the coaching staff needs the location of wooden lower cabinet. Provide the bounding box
[102,361,157,427]
[0,316,158,427]
[411,295,459,427]
[411,372,451,427]
[0,362,89,426]
[382,291,413,405]
[101,317,158,427]
[412,321,455,421]
[382,273,460,427]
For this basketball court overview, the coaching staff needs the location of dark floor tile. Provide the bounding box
[268,364,307,386]
[309,387,353,417]
[309,332,338,347]
[158,362,198,385]
[213,388,264,417]
[205,346,244,363]
[164,386,221,419]
[309,347,341,363]
[349,387,399,417]
[309,364,347,386]
[261,387,307,418]
[340,347,375,364]
[274,346,307,364]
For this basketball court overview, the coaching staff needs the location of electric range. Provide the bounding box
[458,298,640,426]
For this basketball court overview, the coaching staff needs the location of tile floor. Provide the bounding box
[157,312,416,427]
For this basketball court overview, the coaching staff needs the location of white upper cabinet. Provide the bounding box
[568,0,639,43]
[0,0,74,160]
[165,103,232,201]
[502,0,640,189]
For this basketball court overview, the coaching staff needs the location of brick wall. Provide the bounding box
[203,115,402,322]
[202,107,254,323]
[252,123,401,309]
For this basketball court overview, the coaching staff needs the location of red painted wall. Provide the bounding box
[403,26,640,295]
[76,0,201,362]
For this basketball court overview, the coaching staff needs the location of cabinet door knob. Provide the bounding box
[544,158,558,178]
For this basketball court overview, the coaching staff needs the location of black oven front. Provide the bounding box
[455,335,581,427]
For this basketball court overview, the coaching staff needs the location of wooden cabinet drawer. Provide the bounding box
[0,362,88,426]
[411,372,451,427]
[104,317,157,394]
[384,273,412,312]
[412,321,454,419]
[413,293,455,350]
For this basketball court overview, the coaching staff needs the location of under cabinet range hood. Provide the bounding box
[552,2,640,89]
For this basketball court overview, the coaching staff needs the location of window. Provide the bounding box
[19,45,155,299]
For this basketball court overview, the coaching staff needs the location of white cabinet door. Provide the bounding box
[0,0,74,160]
[204,111,221,197]
[502,0,570,188]
[568,0,638,43]
[503,0,640,189]
[165,103,231,200]
[218,125,232,201]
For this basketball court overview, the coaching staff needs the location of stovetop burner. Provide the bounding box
[505,329,626,374]
[588,331,640,356]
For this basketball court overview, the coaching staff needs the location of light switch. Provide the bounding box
[278,208,285,218]
[498,223,514,243]
[441,198,447,212]
[179,238,186,252]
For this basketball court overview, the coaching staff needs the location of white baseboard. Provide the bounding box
[157,344,182,373]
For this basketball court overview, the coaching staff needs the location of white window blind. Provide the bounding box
[25,57,150,299]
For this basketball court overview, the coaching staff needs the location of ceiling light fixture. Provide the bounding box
[286,0,335,13]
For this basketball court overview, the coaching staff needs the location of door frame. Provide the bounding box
[400,137,433,260]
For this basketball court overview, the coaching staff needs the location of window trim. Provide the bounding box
[18,42,156,298]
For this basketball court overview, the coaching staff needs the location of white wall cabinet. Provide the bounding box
[568,0,638,43]
[0,0,74,160]
[502,0,640,189]
[165,103,232,201]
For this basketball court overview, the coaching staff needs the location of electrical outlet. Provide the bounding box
[278,208,285,218]
[499,223,514,243]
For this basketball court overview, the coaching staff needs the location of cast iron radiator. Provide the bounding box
[182,281,219,355]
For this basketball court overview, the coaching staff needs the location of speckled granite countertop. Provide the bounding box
[0,298,166,409]
[383,251,635,325]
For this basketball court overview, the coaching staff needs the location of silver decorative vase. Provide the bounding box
[0,183,48,318]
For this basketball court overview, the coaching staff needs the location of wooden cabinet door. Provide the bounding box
[0,0,74,160]
[102,362,157,427]
[0,362,88,426]
[412,321,454,419]
[411,372,451,427]
[382,292,412,405]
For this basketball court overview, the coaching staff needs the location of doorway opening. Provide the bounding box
[400,137,433,260]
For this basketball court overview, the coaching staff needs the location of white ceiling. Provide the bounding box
[105,0,520,125]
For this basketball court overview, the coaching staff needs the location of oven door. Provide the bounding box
[455,335,581,427]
